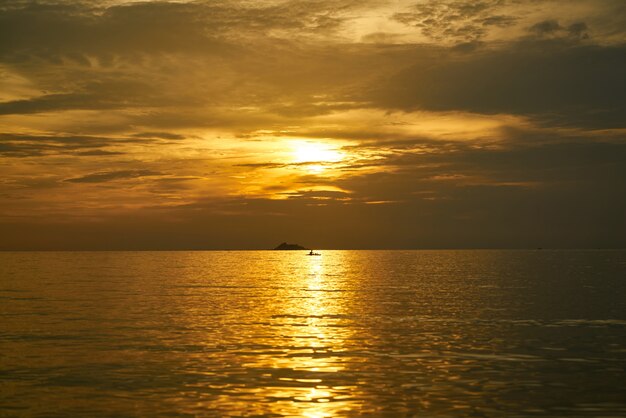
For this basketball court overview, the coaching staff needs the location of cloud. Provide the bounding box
[530,19,590,40]
[393,0,517,43]
[0,93,111,115]
[0,133,147,157]
[64,169,162,183]
[0,0,354,61]
[1,0,625,249]
[0,133,109,157]
[132,132,187,140]
[75,150,125,156]
[0,1,622,131]
[3,127,625,249]
[3,156,624,249]
[530,19,563,36]
[373,40,626,128]
[568,22,589,39]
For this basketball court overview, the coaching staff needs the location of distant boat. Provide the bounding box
[307,250,321,256]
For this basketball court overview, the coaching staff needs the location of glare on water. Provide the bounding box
[1,250,625,417]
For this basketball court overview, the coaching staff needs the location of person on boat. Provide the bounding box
[309,250,314,255]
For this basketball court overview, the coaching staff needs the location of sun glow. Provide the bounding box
[291,141,344,167]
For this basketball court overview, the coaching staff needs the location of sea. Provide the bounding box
[1,250,625,417]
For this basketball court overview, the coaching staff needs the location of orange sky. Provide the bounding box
[1,0,625,249]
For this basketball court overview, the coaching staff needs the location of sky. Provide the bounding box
[0,0,625,250]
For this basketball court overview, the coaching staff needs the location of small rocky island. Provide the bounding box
[274,242,309,250]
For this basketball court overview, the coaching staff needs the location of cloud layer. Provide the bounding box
[1,0,625,249]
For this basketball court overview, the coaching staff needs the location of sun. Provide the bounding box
[291,141,344,166]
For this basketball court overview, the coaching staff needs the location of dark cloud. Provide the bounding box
[530,20,563,36]
[0,133,146,157]
[0,0,354,60]
[0,76,175,116]
[568,22,590,39]
[481,15,517,27]
[360,32,404,44]
[0,93,111,115]
[64,169,163,183]
[393,0,517,42]
[339,125,626,183]
[0,134,104,157]
[529,19,590,40]
[132,132,187,140]
[374,40,626,128]
[0,142,45,157]
[75,150,125,156]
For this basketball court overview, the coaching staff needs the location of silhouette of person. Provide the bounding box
[309,250,314,255]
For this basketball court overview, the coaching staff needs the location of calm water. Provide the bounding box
[1,250,625,417]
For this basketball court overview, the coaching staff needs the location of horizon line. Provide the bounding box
[1,248,625,252]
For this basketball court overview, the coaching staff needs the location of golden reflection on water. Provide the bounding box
[4,251,624,417]
[246,254,360,417]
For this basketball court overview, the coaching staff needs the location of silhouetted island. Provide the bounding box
[274,242,309,250]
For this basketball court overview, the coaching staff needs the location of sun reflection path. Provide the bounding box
[254,253,362,417]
